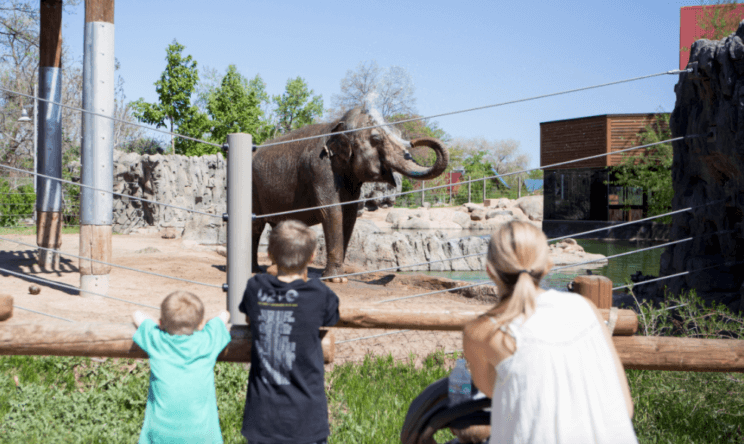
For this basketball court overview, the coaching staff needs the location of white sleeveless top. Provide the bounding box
[489,290,638,444]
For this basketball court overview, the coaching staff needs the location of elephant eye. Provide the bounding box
[371,133,383,143]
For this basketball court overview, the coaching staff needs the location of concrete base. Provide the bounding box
[80,275,109,299]
[37,249,60,270]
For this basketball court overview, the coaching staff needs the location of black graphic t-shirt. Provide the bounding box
[239,274,340,444]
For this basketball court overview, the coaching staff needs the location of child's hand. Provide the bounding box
[217,310,230,325]
[132,311,152,328]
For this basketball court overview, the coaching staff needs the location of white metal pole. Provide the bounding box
[32,83,37,195]
[226,133,252,326]
[79,0,114,297]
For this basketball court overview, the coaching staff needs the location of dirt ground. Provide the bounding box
[0,230,495,364]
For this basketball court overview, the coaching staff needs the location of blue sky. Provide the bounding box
[60,0,701,168]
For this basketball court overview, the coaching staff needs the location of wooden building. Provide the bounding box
[541,113,668,226]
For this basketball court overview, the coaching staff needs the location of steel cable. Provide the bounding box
[13,305,75,322]
[321,201,724,281]
[255,135,694,220]
[0,266,160,310]
[0,235,222,289]
[257,69,689,149]
[336,329,412,344]
[612,259,744,291]
[0,86,222,149]
[0,163,222,218]
[374,235,717,304]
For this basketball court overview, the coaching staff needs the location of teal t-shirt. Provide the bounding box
[133,318,231,444]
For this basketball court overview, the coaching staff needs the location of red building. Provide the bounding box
[680,5,744,69]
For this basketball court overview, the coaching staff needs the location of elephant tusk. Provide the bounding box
[323,145,334,158]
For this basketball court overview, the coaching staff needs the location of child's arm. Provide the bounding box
[132,310,157,328]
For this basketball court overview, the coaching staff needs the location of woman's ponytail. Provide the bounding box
[484,221,551,330]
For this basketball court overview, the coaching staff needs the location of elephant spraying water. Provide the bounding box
[252,107,449,282]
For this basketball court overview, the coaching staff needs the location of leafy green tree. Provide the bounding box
[697,1,742,40]
[527,169,544,180]
[609,114,673,222]
[272,77,323,134]
[203,64,275,152]
[131,40,208,155]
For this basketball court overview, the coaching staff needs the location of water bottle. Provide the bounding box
[448,359,472,407]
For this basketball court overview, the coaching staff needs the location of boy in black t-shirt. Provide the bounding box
[239,220,340,444]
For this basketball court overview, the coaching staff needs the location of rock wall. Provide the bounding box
[110,151,399,243]
[112,151,227,243]
[654,22,744,312]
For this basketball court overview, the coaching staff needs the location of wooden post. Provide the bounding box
[37,0,63,270]
[449,173,452,205]
[0,295,12,321]
[467,175,471,203]
[80,0,114,298]
[421,180,425,207]
[572,275,613,309]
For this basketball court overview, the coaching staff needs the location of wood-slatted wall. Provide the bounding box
[540,116,607,170]
[540,114,668,170]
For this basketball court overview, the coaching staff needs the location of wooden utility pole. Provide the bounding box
[467,175,471,203]
[518,176,522,199]
[79,0,114,297]
[37,0,63,270]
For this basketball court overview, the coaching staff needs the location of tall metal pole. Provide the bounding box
[467,175,471,203]
[421,180,425,207]
[518,176,522,199]
[32,83,37,195]
[79,0,114,297]
[37,0,63,270]
[226,133,252,325]
[482,176,486,202]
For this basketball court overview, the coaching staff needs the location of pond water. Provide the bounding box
[401,238,664,292]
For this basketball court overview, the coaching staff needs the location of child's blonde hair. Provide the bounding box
[485,221,552,329]
[268,220,317,273]
[160,291,205,335]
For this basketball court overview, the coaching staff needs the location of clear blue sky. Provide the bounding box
[60,0,701,168]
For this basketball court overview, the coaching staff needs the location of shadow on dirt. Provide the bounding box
[0,249,80,296]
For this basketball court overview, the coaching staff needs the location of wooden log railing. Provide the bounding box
[0,322,742,372]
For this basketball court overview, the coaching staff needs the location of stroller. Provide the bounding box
[400,376,492,444]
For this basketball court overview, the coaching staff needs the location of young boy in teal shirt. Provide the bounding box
[132,290,231,443]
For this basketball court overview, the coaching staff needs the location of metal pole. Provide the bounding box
[226,133,252,326]
[32,83,37,195]
[482,176,486,202]
[518,176,522,199]
[467,175,471,203]
[37,0,63,270]
[80,0,114,297]
[449,173,452,205]
[421,180,425,207]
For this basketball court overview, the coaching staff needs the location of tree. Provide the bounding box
[608,113,672,221]
[205,64,272,150]
[696,1,742,40]
[131,40,207,155]
[329,60,416,120]
[272,76,323,134]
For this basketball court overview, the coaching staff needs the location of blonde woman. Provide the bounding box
[463,221,637,443]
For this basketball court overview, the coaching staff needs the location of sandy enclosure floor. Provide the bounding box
[0,231,494,364]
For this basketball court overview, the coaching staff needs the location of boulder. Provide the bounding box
[470,209,487,221]
[397,216,432,230]
[515,196,543,221]
[385,208,409,225]
[462,203,480,213]
[486,210,513,219]
[485,198,512,209]
[450,211,472,228]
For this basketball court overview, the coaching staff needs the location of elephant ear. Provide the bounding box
[327,121,353,162]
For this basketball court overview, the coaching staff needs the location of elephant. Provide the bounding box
[252,107,449,282]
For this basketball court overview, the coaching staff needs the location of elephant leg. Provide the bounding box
[328,203,359,284]
[252,219,267,273]
[321,205,346,281]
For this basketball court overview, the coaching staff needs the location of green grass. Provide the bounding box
[0,291,742,443]
[0,226,80,236]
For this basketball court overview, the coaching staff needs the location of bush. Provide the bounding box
[0,180,34,227]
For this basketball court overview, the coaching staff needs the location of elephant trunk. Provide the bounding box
[386,137,449,181]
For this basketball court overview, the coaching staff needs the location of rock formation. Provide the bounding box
[645,22,744,312]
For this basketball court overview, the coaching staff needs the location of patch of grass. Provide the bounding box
[0,226,80,236]
[0,294,742,443]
